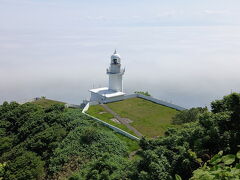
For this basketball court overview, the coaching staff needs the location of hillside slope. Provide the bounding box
[88,98,178,137]
[1,93,240,180]
[0,101,136,179]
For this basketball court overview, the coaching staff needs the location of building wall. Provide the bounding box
[90,92,126,104]
[109,73,123,92]
[90,92,105,102]
[109,64,120,73]
[103,95,126,103]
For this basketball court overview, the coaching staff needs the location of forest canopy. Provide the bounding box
[0,93,240,179]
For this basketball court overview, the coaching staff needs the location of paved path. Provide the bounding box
[100,104,143,137]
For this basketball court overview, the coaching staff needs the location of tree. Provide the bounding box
[85,153,129,180]
[136,150,172,180]
[4,151,45,180]
[134,91,151,96]
[211,93,240,131]
[0,162,6,180]
[137,93,240,179]
[172,107,207,125]
[190,151,240,180]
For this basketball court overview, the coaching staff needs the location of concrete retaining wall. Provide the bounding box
[103,93,186,111]
[136,94,186,111]
[103,94,137,103]
[82,102,90,113]
[123,94,138,99]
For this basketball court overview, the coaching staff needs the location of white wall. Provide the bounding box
[109,73,123,92]
[90,92,105,102]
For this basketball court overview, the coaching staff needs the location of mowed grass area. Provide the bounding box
[87,105,137,137]
[87,105,140,152]
[31,98,65,108]
[31,99,140,152]
[107,98,179,137]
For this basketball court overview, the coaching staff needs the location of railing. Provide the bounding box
[106,68,125,75]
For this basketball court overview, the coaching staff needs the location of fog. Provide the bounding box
[1,0,240,108]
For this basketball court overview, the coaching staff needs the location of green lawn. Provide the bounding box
[114,133,140,152]
[87,105,137,137]
[107,98,179,137]
[31,98,65,108]
[87,105,140,152]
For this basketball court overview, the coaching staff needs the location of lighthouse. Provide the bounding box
[107,50,125,92]
[89,50,126,103]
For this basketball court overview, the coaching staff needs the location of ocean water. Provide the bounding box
[1,26,240,108]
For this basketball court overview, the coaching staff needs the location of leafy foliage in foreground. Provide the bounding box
[84,153,130,179]
[190,151,240,180]
[49,126,127,175]
[134,93,240,179]
[0,102,129,179]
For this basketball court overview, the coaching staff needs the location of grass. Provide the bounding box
[87,105,137,137]
[86,105,140,152]
[107,97,179,138]
[31,98,65,108]
[114,133,140,153]
[31,98,140,153]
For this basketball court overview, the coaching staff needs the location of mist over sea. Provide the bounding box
[1,26,240,108]
[1,0,240,108]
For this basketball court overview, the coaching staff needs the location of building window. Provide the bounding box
[113,59,118,64]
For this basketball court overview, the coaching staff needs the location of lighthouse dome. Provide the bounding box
[111,50,121,64]
[111,53,121,59]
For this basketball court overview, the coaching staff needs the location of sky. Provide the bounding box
[0,0,240,108]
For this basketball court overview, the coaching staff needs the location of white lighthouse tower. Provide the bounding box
[107,50,125,92]
[89,50,126,103]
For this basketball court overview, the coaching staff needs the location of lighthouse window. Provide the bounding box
[113,59,118,64]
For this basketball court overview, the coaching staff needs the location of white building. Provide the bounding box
[89,50,126,103]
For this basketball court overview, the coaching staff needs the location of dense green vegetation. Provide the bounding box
[134,91,151,96]
[31,97,65,108]
[0,102,132,179]
[134,93,240,179]
[172,107,207,125]
[1,93,240,179]
[107,97,178,137]
[190,150,240,180]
